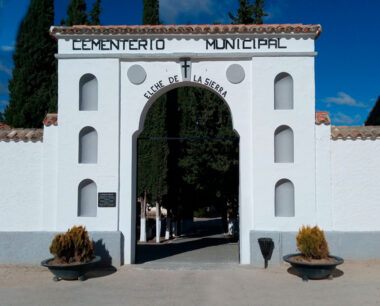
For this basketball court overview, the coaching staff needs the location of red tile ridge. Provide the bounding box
[43,113,58,127]
[331,125,380,140]
[0,122,11,129]
[315,111,331,125]
[0,128,43,142]
[50,24,322,39]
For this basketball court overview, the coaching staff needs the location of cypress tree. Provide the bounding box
[4,0,57,128]
[229,0,254,24]
[253,0,268,24]
[177,87,238,220]
[89,0,102,25]
[138,0,168,241]
[142,0,160,25]
[229,0,267,24]
[64,0,88,26]
[138,96,169,205]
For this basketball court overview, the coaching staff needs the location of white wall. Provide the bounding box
[331,139,380,231]
[42,125,58,229]
[315,124,333,230]
[56,58,120,231]
[0,141,43,231]
[251,56,317,231]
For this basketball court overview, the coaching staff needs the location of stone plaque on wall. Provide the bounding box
[98,193,117,207]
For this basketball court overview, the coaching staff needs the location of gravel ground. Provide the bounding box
[0,260,380,306]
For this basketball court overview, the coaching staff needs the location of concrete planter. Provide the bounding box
[41,256,101,281]
[283,253,344,281]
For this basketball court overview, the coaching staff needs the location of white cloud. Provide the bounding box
[0,99,8,106]
[323,92,366,108]
[160,0,231,24]
[1,46,14,52]
[332,112,361,125]
[0,61,11,77]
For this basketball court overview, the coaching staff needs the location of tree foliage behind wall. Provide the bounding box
[61,0,102,26]
[229,0,268,24]
[138,95,169,206]
[137,0,167,208]
[176,87,238,214]
[3,0,57,128]
[142,0,160,25]
[138,87,239,219]
[66,0,88,25]
[365,96,380,125]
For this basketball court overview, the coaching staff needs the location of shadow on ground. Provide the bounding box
[136,218,239,264]
[82,239,117,280]
[85,266,117,280]
[287,267,344,280]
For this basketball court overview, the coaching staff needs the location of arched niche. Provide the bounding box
[274,125,294,163]
[274,72,293,110]
[275,179,295,217]
[79,126,98,164]
[78,179,97,217]
[79,74,98,111]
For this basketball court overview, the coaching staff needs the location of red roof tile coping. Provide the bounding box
[0,128,43,142]
[315,111,331,125]
[0,122,11,129]
[43,113,58,126]
[331,126,380,140]
[50,24,322,39]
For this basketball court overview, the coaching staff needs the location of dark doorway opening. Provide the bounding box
[135,86,239,264]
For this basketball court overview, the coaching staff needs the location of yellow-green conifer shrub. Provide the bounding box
[49,225,94,264]
[296,225,330,260]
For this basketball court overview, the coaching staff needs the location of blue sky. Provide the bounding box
[0,0,379,125]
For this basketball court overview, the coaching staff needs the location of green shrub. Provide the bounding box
[296,225,329,260]
[49,225,94,264]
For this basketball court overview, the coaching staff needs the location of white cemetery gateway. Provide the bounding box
[1,24,380,266]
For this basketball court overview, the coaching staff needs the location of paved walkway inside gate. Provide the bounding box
[136,218,239,266]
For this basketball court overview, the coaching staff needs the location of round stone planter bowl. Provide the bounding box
[41,256,101,281]
[283,253,344,281]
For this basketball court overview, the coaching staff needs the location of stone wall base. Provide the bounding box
[0,231,123,266]
[250,230,380,266]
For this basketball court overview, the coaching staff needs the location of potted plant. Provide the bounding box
[41,225,101,281]
[283,225,344,281]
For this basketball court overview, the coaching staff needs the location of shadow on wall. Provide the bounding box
[93,239,112,266]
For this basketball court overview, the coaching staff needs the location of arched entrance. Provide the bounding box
[119,58,253,265]
[134,85,239,264]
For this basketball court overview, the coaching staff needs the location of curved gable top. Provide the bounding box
[50,24,322,39]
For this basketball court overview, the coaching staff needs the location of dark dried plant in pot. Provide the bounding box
[42,225,101,281]
[49,225,94,264]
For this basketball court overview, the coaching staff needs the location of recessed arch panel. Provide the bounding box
[274,72,293,110]
[79,126,98,164]
[274,125,294,163]
[275,179,295,217]
[78,179,97,217]
[79,74,98,111]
